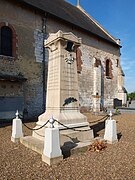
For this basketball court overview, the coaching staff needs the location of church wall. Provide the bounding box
[0,0,122,119]
[0,0,44,118]
[46,17,121,110]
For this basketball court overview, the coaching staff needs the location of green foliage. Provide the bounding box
[115,107,120,114]
[127,91,135,100]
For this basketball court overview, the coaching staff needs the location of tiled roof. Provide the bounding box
[16,0,118,45]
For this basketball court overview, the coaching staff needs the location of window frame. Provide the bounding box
[0,26,13,56]
[105,58,113,79]
[0,22,17,58]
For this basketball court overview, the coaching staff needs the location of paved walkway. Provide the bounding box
[118,107,135,114]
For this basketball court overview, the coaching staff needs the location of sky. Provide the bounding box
[67,0,135,93]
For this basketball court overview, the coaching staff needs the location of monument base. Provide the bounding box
[32,110,94,145]
[20,136,94,159]
[32,126,94,145]
[38,110,89,126]
[20,112,94,162]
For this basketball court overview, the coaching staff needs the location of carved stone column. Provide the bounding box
[33,31,93,141]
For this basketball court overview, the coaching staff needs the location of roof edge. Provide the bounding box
[15,0,121,47]
[77,5,120,46]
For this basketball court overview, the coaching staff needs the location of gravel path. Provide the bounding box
[0,113,135,180]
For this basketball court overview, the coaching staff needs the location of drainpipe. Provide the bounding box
[42,13,48,112]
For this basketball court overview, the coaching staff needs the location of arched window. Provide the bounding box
[105,59,113,78]
[0,26,12,56]
[0,23,17,57]
[116,59,119,67]
[106,59,110,77]
[76,47,83,73]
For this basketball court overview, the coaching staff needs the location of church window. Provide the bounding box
[105,59,113,78]
[0,23,17,57]
[116,59,119,67]
[106,59,110,76]
[76,47,83,73]
[0,26,12,56]
[94,58,101,67]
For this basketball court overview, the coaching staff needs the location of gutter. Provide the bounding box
[77,5,121,47]
[42,13,48,111]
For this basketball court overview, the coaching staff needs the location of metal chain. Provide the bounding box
[21,117,49,131]
[33,130,45,137]
[54,115,108,132]
[89,114,109,124]
[19,114,109,132]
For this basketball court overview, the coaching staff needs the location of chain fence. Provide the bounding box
[19,114,109,133]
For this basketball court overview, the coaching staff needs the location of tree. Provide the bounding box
[127,92,135,100]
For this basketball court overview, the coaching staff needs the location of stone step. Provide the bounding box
[32,126,94,146]
[60,127,94,145]
[20,136,93,158]
[20,136,44,154]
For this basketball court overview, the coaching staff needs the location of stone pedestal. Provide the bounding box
[42,127,63,165]
[33,30,93,142]
[104,119,118,144]
[20,31,94,162]
[11,116,23,143]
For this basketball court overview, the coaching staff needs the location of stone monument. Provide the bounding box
[11,110,23,143]
[104,111,118,144]
[33,30,93,144]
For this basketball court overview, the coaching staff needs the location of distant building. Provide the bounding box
[0,0,127,119]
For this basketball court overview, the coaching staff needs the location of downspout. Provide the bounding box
[42,13,48,112]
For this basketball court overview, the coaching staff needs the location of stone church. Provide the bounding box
[0,0,127,119]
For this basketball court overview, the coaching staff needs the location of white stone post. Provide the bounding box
[11,110,23,143]
[42,116,63,165]
[104,111,118,144]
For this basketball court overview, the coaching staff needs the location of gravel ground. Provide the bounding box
[0,113,135,180]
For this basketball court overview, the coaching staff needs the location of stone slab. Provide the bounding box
[20,136,44,154]
[20,136,93,157]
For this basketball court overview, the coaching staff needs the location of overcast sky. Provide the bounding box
[67,0,135,93]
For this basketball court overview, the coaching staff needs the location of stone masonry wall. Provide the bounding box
[78,45,119,110]
[0,0,121,118]
[44,17,121,110]
[0,0,44,118]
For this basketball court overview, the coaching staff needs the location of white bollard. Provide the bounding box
[104,111,118,144]
[11,110,23,143]
[42,116,63,165]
